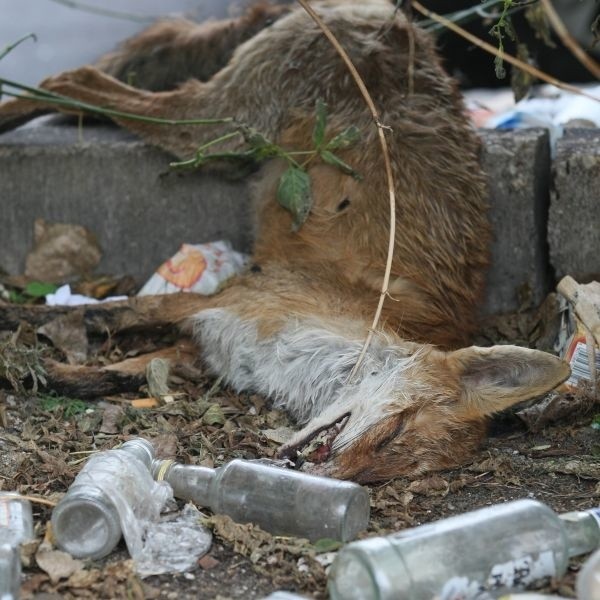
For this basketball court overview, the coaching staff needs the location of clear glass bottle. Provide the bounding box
[328,499,600,600]
[577,546,600,599]
[0,493,34,600]
[51,438,169,560]
[152,458,370,542]
[0,544,19,600]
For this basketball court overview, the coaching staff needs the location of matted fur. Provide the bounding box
[0,0,570,482]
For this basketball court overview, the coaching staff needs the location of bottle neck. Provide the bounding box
[120,438,155,468]
[560,509,600,557]
[151,460,217,507]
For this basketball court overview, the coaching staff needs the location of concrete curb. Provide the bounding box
[1,122,597,313]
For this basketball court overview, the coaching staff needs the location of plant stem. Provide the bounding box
[1,85,234,126]
[411,0,600,103]
[0,33,37,62]
[295,0,398,382]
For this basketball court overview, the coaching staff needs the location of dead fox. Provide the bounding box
[0,0,569,483]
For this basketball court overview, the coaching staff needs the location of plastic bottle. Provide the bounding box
[152,458,370,542]
[328,499,600,600]
[51,438,171,560]
[0,493,34,600]
[577,546,600,600]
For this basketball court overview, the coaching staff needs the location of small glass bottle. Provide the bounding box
[0,493,34,600]
[328,499,600,600]
[152,458,370,542]
[0,544,19,600]
[52,438,166,560]
[577,546,600,599]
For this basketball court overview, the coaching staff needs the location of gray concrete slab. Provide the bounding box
[480,128,552,314]
[0,120,252,283]
[549,128,600,281]
[1,121,559,314]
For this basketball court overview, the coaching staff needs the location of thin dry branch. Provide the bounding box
[411,0,600,102]
[295,0,398,380]
[540,0,600,81]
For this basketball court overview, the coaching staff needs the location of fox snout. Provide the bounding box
[279,344,571,483]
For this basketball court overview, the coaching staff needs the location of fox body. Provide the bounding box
[0,0,569,482]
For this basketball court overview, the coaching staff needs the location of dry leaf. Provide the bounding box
[99,403,125,434]
[38,312,88,365]
[407,475,449,496]
[35,547,84,584]
[25,219,102,283]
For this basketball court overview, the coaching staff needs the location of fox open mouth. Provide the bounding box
[280,412,350,465]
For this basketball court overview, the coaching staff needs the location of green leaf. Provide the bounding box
[202,403,226,426]
[24,281,58,298]
[312,538,343,552]
[277,167,312,231]
[320,150,361,180]
[313,99,328,149]
[325,126,361,151]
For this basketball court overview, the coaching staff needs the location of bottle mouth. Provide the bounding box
[339,488,371,542]
[51,487,122,559]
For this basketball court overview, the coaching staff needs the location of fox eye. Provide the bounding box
[375,420,405,452]
[337,198,351,211]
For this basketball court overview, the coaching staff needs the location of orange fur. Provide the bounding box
[0,0,570,482]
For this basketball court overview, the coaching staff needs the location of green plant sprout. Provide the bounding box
[0,33,37,62]
[171,100,362,230]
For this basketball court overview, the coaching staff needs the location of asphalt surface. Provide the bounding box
[0,0,246,86]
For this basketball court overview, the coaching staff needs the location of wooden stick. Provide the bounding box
[295,0,398,381]
[0,293,205,335]
[540,0,600,81]
[411,0,600,102]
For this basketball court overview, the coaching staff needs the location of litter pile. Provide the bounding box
[1,220,600,599]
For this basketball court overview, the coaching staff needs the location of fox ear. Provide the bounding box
[449,345,571,417]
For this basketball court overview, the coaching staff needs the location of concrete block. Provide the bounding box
[0,122,555,315]
[0,121,252,284]
[549,129,600,281]
[479,128,551,314]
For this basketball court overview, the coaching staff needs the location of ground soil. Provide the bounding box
[1,311,599,599]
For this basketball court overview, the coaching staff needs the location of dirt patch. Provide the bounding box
[1,321,599,599]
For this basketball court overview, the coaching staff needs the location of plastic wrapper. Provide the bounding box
[46,284,127,306]
[555,277,600,392]
[138,241,247,296]
[134,504,212,577]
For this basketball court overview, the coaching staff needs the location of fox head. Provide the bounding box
[280,344,570,483]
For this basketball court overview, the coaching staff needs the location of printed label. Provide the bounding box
[0,499,22,531]
[438,552,556,600]
[486,551,556,589]
[565,339,600,388]
[587,507,600,528]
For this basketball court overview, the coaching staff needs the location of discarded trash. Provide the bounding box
[0,493,34,600]
[556,276,600,392]
[328,498,600,599]
[0,545,20,600]
[465,85,600,155]
[134,503,212,578]
[577,547,600,600]
[45,284,127,306]
[138,241,247,296]
[152,458,370,542]
[51,439,171,560]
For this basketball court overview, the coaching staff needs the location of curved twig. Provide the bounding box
[295,0,397,381]
[540,0,600,81]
